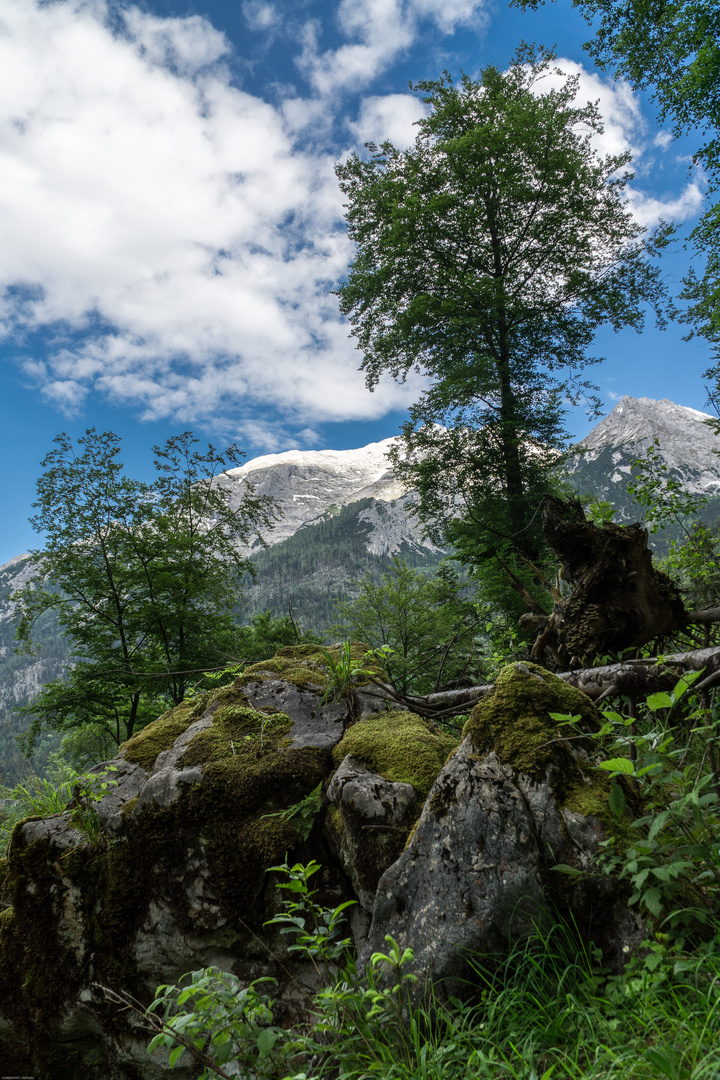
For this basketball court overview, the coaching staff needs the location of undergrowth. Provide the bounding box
[99,858,720,1080]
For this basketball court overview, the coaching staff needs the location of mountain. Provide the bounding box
[3,395,720,783]
[566,396,720,520]
[219,438,409,549]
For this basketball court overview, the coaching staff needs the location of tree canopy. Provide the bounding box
[336,47,670,601]
[15,429,275,751]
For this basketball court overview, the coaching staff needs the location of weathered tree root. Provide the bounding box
[525,496,687,667]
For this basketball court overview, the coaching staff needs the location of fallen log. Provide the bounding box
[401,646,720,717]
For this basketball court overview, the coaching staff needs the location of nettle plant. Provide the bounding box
[556,670,720,945]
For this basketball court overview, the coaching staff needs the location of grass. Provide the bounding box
[303,923,720,1080]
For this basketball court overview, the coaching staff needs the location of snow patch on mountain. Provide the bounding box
[219,436,421,553]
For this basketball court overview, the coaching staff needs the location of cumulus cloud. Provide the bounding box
[298,0,487,96]
[626,182,706,227]
[242,2,280,33]
[538,59,704,228]
[349,93,429,149]
[0,0,423,435]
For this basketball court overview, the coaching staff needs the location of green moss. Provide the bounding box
[0,906,13,926]
[563,772,636,847]
[333,710,458,798]
[243,640,381,692]
[462,662,638,843]
[120,700,197,769]
[243,646,326,689]
[403,818,420,851]
[463,662,599,779]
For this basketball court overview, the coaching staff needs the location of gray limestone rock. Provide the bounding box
[242,679,348,749]
[361,738,645,996]
[328,754,416,823]
[326,754,419,912]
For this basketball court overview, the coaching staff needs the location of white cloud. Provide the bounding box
[298,0,487,96]
[538,59,705,228]
[0,0,423,434]
[626,182,706,227]
[242,2,280,33]
[535,59,645,161]
[349,93,428,149]
[0,3,705,444]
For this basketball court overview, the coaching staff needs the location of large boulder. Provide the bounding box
[361,662,644,997]
[0,655,645,1076]
[0,645,452,1079]
[0,647,356,1078]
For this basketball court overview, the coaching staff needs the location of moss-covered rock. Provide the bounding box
[463,661,599,774]
[332,710,458,798]
[361,663,645,997]
[326,714,458,914]
[461,661,636,843]
[0,650,363,1079]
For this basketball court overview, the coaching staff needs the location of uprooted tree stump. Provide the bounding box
[524,497,687,667]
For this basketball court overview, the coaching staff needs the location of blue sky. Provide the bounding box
[0,0,712,563]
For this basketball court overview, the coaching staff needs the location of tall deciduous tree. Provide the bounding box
[335,47,670,600]
[15,430,275,751]
[333,559,483,695]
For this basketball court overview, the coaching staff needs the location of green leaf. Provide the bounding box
[642,887,663,917]
[597,758,635,775]
[646,692,673,712]
[648,811,670,841]
[257,1028,279,1056]
[608,782,626,818]
[551,863,584,876]
[168,1045,186,1068]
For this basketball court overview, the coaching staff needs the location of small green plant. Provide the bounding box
[556,671,720,941]
[68,765,119,849]
[317,642,388,710]
[263,784,323,841]
[95,968,286,1080]
[0,762,118,855]
[264,859,356,978]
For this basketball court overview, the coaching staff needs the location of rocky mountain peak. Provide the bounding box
[219,436,408,548]
[569,396,720,498]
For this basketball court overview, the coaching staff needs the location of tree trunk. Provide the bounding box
[400,646,720,717]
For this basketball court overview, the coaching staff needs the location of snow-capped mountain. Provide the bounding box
[567,396,720,513]
[222,438,406,545]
